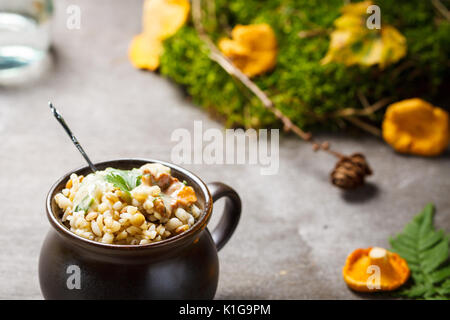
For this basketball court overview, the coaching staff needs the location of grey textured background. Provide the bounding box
[0,0,449,299]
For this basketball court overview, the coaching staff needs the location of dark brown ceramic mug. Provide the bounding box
[39,159,241,299]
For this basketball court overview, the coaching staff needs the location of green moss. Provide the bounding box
[159,0,449,131]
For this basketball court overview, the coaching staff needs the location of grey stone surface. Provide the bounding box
[0,0,449,300]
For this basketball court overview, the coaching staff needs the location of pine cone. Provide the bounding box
[331,153,372,189]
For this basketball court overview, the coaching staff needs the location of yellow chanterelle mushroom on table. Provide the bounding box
[343,247,410,292]
[382,98,449,156]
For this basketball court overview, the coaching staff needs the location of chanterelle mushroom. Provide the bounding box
[343,247,410,292]
[382,98,449,156]
[218,23,278,78]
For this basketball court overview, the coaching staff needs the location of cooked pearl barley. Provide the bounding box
[111,221,121,233]
[91,221,102,237]
[143,198,154,213]
[96,215,104,231]
[191,205,201,218]
[98,202,110,213]
[123,211,133,219]
[156,225,165,235]
[79,220,89,229]
[62,208,72,222]
[116,230,128,240]
[160,217,169,224]
[154,212,162,220]
[175,208,189,223]
[106,193,119,203]
[112,201,123,211]
[139,222,148,230]
[126,226,141,235]
[127,206,138,214]
[131,185,161,201]
[103,210,112,219]
[104,217,114,228]
[102,233,114,244]
[131,213,145,226]
[143,230,157,240]
[70,174,80,189]
[85,212,98,221]
[166,218,183,231]
[119,219,130,228]
[175,224,189,234]
[54,163,201,245]
[74,229,93,240]
[55,194,72,210]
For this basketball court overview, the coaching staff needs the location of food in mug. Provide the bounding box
[54,163,201,245]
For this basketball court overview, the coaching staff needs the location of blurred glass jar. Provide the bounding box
[0,0,53,80]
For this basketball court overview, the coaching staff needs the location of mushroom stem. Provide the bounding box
[369,247,388,265]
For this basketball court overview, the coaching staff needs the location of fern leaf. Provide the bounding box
[399,284,427,298]
[389,203,450,300]
[437,280,450,296]
[421,240,449,273]
[430,265,450,283]
[389,238,419,263]
[441,279,450,288]
[419,230,444,251]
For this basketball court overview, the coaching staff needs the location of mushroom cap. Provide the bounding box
[218,24,278,78]
[343,247,410,292]
[142,0,190,40]
[129,34,163,71]
[128,0,190,71]
[382,98,449,156]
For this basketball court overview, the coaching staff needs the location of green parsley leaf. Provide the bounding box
[105,169,142,202]
[105,169,142,191]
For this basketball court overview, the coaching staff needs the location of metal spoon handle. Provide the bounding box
[49,102,97,172]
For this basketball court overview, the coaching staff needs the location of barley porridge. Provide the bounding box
[53,163,201,245]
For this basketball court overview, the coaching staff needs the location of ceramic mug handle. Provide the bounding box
[207,182,241,251]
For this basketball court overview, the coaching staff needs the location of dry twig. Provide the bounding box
[432,0,450,21]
